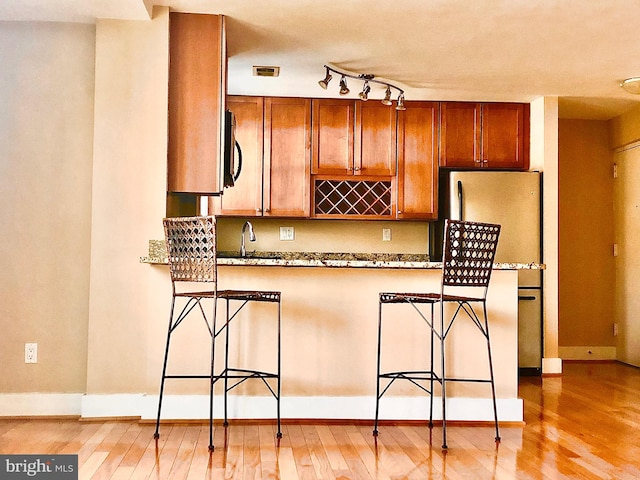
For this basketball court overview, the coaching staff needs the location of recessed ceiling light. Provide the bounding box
[620,77,640,94]
[253,66,280,77]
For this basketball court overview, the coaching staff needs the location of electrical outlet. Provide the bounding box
[382,228,392,241]
[25,343,37,363]
[279,226,294,241]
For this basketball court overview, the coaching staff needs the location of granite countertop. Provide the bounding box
[141,242,544,270]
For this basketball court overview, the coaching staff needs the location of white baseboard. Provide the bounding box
[88,394,523,422]
[559,346,617,361]
[0,393,82,416]
[542,357,563,375]
[0,394,523,423]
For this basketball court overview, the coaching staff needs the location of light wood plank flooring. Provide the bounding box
[1,362,640,479]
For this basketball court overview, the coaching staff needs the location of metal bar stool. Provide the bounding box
[374,219,501,449]
[153,216,282,452]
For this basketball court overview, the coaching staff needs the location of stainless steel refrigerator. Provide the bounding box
[447,171,542,375]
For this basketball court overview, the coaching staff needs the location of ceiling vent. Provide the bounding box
[253,66,280,77]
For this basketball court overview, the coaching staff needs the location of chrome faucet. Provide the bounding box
[240,221,256,257]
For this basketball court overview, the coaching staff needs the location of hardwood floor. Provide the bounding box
[1,362,640,479]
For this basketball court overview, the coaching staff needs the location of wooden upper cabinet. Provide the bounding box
[440,102,480,169]
[440,102,529,170]
[312,99,396,176]
[217,96,311,217]
[312,99,354,175]
[167,13,226,194]
[396,102,439,219]
[264,97,311,217]
[482,103,529,169]
[356,101,397,176]
[218,96,264,216]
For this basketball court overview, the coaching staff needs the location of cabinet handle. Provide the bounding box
[256,208,262,213]
[265,209,270,213]
[354,167,361,171]
[397,210,402,214]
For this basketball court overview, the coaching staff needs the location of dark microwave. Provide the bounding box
[223,110,242,189]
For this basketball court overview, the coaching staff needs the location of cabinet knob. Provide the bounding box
[265,208,270,213]
[354,167,361,171]
[256,208,262,213]
[397,210,402,214]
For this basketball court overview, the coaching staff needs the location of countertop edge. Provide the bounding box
[140,256,545,270]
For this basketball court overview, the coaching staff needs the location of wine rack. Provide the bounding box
[314,179,392,217]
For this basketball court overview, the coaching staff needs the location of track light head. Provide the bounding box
[381,86,393,106]
[318,68,332,89]
[396,94,406,111]
[359,81,371,101]
[339,76,350,95]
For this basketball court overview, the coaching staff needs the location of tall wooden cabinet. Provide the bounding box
[264,97,311,217]
[167,13,226,194]
[218,96,311,217]
[396,102,439,220]
[440,102,529,170]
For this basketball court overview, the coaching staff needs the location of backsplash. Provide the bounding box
[215,217,430,255]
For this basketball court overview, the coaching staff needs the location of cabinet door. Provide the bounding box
[482,103,529,170]
[396,102,439,219]
[218,96,264,216]
[311,99,354,175]
[167,13,226,193]
[439,102,481,168]
[264,97,311,217]
[355,102,397,176]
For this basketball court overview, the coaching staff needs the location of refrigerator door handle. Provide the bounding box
[457,180,463,220]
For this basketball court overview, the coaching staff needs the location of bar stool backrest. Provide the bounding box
[442,219,501,294]
[163,216,217,284]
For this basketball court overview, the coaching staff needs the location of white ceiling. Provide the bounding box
[3,0,640,120]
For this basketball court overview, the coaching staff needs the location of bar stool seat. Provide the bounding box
[153,216,282,452]
[374,219,501,449]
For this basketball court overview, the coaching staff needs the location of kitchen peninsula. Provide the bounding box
[141,248,542,424]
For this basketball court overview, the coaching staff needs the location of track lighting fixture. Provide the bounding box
[318,67,332,89]
[339,76,350,95]
[318,64,406,108]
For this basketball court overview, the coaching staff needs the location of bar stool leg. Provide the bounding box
[276,300,283,439]
[373,300,383,436]
[440,301,448,450]
[483,303,500,443]
[208,296,218,452]
[429,303,434,429]
[223,299,230,428]
[154,298,176,440]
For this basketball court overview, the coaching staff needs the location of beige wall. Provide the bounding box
[610,106,640,367]
[557,120,615,357]
[86,9,170,394]
[530,97,562,374]
[0,21,95,393]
